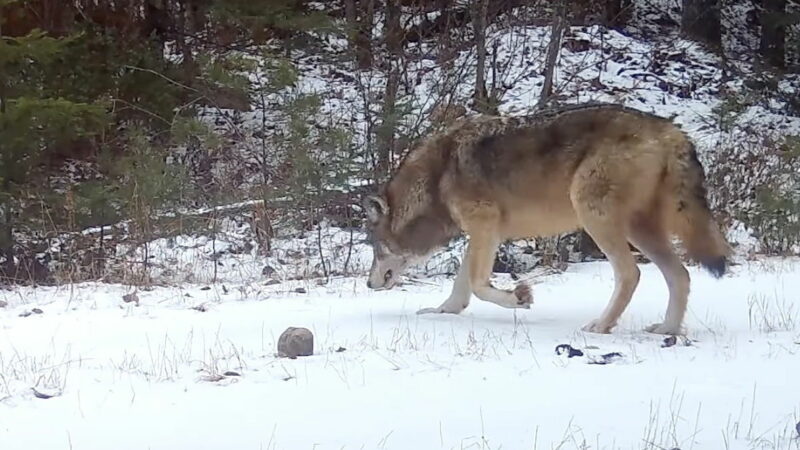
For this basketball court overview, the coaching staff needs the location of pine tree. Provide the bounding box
[0,26,107,280]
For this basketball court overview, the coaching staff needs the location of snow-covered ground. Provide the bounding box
[2,258,798,450]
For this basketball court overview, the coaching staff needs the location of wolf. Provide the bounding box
[363,103,730,335]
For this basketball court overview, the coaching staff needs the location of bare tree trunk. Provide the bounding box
[538,4,566,108]
[760,0,786,68]
[143,0,171,61]
[344,0,374,69]
[377,0,402,180]
[0,202,15,281]
[0,19,6,280]
[490,39,498,105]
[174,0,197,80]
[682,0,721,48]
[604,0,632,28]
[384,0,402,85]
[344,0,359,60]
[472,0,491,113]
[437,0,453,65]
[186,0,209,37]
[344,0,356,29]
[356,0,374,69]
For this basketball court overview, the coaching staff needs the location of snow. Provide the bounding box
[2,259,799,449]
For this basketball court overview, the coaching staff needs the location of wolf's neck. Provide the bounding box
[388,173,458,255]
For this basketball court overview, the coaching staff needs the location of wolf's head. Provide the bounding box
[362,192,458,290]
[363,134,462,290]
[363,195,413,290]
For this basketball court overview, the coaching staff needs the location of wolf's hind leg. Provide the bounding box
[571,155,644,333]
[628,215,690,335]
[417,247,472,314]
[580,229,640,333]
[574,203,640,333]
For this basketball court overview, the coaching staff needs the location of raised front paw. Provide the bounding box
[644,322,682,336]
[513,283,533,308]
[582,318,615,334]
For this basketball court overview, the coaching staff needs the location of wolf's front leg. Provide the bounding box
[417,247,472,314]
[467,234,533,309]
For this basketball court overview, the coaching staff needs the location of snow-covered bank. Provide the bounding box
[2,258,798,449]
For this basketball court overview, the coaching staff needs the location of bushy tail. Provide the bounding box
[667,141,731,278]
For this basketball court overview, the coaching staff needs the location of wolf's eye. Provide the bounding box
[384,270,393,282]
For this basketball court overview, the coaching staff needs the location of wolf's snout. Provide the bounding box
[367,269,393,290]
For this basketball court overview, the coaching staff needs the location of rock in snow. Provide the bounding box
[277,327,314,358]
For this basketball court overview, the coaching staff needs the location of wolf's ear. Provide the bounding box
[364,195,389,223]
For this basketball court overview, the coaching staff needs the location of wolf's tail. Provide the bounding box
[666,140,731,278]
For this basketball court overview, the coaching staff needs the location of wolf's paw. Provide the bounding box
[416,300,466,315]
[417,306,463,315]
[582,318,614,334]
[513,283,533,308]
[645,322,682,336]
